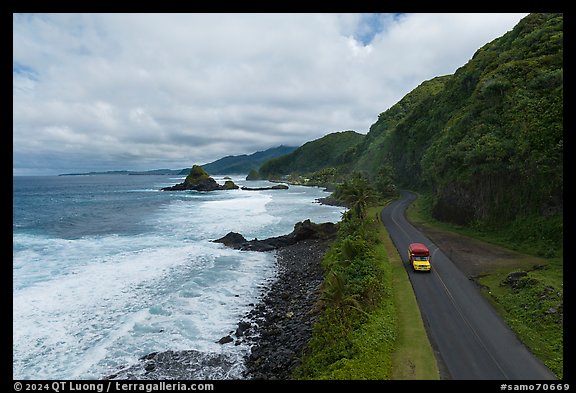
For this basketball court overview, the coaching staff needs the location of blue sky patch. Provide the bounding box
[13,62,39,81]
[354,13,405,46]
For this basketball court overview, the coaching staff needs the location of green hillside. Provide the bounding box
[258,131,365,178]
[394,14,562,226]
[351,75,451,178]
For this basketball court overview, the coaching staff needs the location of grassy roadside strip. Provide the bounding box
[292,203,439,380]
[406,192,563,379]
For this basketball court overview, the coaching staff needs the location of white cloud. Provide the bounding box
[13,13,528,175]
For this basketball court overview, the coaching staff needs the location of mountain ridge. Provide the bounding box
[59,145,297,176]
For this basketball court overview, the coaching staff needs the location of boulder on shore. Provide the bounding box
[212,219,338,252]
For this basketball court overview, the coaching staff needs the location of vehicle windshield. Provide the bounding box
[413,256,429,261]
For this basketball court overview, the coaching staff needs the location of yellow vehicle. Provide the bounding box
[408,243,431,272]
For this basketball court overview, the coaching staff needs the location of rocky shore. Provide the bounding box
[103,219,337,380]
[238,237,334,379]
[214,219,338,379]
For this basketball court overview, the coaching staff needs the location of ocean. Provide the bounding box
[12,174,345,380]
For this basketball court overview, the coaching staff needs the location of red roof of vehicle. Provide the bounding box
[409,243,429,254]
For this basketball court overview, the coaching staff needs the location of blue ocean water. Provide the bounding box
[13,174,345,380]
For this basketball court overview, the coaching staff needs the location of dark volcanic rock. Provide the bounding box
[103,350,243,380]
[217,335,234,344]
[213,232,248,248]
[161,164,238,191]
[212,219,337,379]
[316,195,349,208]
[501,271,529,288]
[212,219,337,252]
[161,178,238,192]
[241,184,289,191]
[240,238,332,380]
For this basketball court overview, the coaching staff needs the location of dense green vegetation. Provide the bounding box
[421,13,562,232]
[294,180,438,379]
[293,182,393,379]
[480,262,563,379]
[352,75,451,180]
[379,13,562,254]
[184,164,212,185]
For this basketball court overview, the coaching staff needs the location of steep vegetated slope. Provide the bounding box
[375,12,562,253]
[259,13,563,254]
[413,14,561,227]
[352,75,451,179]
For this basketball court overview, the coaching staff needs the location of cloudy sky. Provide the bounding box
[13,13,528,176]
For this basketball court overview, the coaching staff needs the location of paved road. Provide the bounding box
[381,190,557,380]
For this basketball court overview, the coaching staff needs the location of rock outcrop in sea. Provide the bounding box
[161,165,238,191]
[241,184,289,191]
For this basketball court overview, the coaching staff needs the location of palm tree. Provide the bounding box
[336,174,378,220]
[320,270,367,316]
